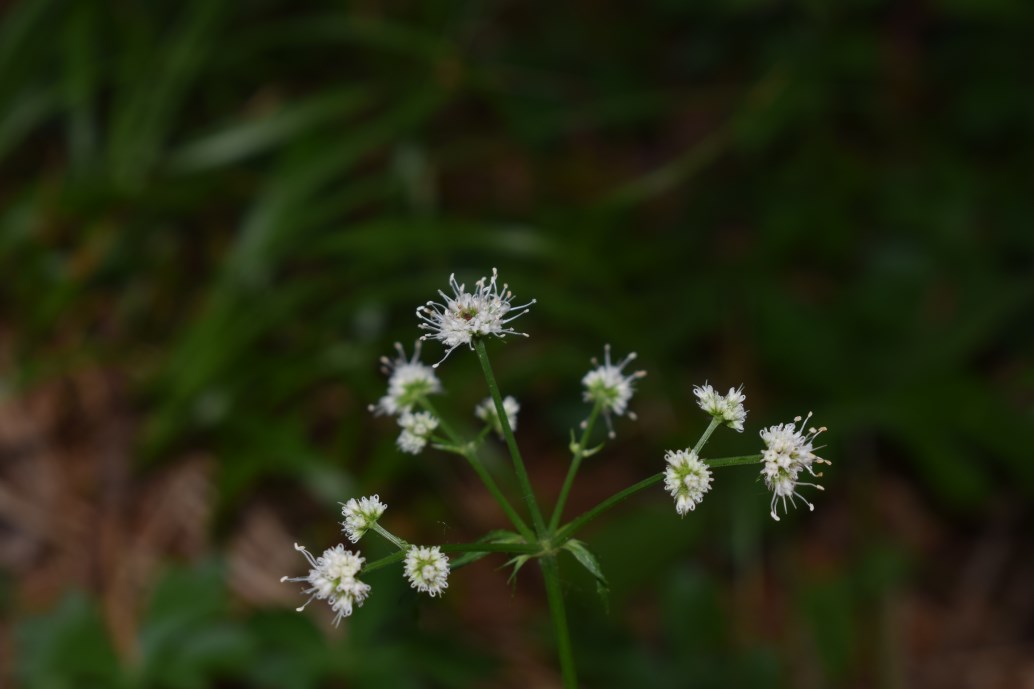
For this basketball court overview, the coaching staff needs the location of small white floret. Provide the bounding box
[416,269,535,367]
[759,413,830,520]
[396,411,440,455]
[369,341,442,416]
[475,395,520,437]
[693,383,748,432]
[404,545,450,597]
[663,449,713,515]
[282,543,371,625]
[581,344,646,437]
[340,495,387,543]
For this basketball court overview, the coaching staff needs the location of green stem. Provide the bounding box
[362,551,406,573]
[439,542,541,554]
[706,453,762,468]
[473,339,546,535]
[555,473,664,543]
[419,397,535,541]
[362,542,542,574]
[548,402,602,532]
[554,454,763,542]
[540,555,578,688]
[371,522,408,551]
[692,417,722,455]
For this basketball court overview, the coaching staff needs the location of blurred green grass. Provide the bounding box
[2,0,1033,687]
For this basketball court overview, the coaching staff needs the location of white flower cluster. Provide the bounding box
[369,341,442,416]
[693,383,747,432]
[341,495,387,543]
[417,269,535,366]
[581,345,646,437]
[397,411,439,454]
[760,413,830,521]
[663,449,713,515]
[281,543,371,625]
[475,395,520,437]
[404,545,451,597]
[663,382,833,521]
[284,496,453,623]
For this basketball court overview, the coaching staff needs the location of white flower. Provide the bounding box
[369,341,442,416]
[693,383,747,432]
[340,495,387,543]
[416,268,535,366]
[664,449,713,515]
[760,413,830,521]
[397,430,427,454]
[581,345,646,437]
[396,411,439,455]
[404,545,450,597]
[475,395,520,437]
[281,543,371,625]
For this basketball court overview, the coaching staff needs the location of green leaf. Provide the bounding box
[562,539,610,608]
[504,555,533,586]
[138,562,253,689]
[15,592,123,688]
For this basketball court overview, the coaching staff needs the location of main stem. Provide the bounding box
[419,397,535,542]
[548,402,602,532]
[540,555,578,688]
[473,339,547,535]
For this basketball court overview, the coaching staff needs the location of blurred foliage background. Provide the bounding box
[2,0,1033,687]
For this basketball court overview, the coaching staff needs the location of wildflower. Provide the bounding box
[475,395,520,437]
[416,268,535,366]
[369,341,442,416]
[404,545,450,597]
[397,411,439,455]
[341,495,387,543]
[664,449,713,515]
[281,543,371,625]
[581,345,646,437]
[760,413,830,520]
[693,383,747,432]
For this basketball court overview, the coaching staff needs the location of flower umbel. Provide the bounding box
[693,383,747,432]
[581,345,646,437]
[404,545,451,597]
[397,411,440,455]
[369,341,442,416]
[417,268,535,366]
[281,543,371,625]
[475,395,520,437]
[760,413,830,520]
[664,449,713,515]
[341,495,387,543]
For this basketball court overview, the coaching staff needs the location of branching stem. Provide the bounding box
[474,339,547,536]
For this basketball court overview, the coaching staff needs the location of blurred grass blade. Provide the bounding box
[0,87,59,162]
[107,0,224,185]
[167,87,369,173]
[62,2,100,171]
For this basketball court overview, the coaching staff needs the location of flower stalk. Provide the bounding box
[549,400,602,532]
[474,338,547,536]
[418,396,535,542]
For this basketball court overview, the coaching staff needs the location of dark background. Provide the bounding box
[1,1,1033,687]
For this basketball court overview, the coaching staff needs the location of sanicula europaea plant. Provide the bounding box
[282,269,832,687]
